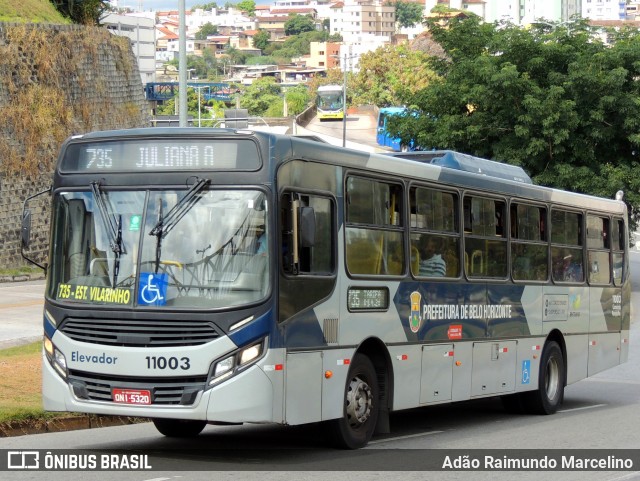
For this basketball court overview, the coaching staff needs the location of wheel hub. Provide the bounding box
[346,375,372,427]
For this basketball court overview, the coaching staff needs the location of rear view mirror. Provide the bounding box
[21,209,32,249]
[20,187,51,273]
[299,206,316,248]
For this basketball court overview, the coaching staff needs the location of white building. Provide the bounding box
[331,0,396,45]
[102,12,156,85]
[582,0,627,20]
[185,7,256,35]
[425,1,583,24]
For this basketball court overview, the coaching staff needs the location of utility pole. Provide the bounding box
[178,0,187,127]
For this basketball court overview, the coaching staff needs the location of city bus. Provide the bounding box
[316,85,344,121]
[22,130,630,449]
[376,106,418,152]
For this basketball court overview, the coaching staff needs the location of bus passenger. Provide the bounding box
[419,236,446,277]
[256,224,266,255]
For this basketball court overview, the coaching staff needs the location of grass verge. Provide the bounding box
[0,342,147,435]
[0,341,50,423]
[0,266,43,278]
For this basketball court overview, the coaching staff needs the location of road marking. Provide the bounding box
[142,478,182,481]
[0,283,45,290]
[0,300,44,309]
[607,472,640,481]
[558,403,606,413]
[367,430,444,445]
[583,377,640,385]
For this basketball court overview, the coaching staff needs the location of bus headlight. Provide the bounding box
[208,340,265,387]
[53,348,68,378]
[214,356,234,377]
[44,335,67,379]
[239,343,261,365]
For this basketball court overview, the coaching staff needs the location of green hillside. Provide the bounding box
[0,0,68,23]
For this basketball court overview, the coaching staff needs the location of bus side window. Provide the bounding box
[586,215,610,285]
[281,193,334,276]
[510,203,548,281]
[463,195,507,278]
[551,209,584,283]
[345,176,404,276]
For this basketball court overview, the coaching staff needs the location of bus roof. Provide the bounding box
[386,150,532,184]
[317,85,342,92]
[57,128,625,215]
[378,107,407,115]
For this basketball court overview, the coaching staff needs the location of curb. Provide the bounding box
[0,415,148,437]
[0,273,46,283]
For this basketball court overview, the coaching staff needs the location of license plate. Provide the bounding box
[112,388,151,405]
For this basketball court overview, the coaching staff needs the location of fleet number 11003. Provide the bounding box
[145,356,190,370]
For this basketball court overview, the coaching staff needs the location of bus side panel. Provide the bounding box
[451,341,473,402]
[514,338,544,393]
[420,343,454,404]
[207,366,274,423]
[588,286,623,376]
[321,347,359,421]
[388,344,423,410]
[620,330,630,363]
[587,333,621,377]
[470,340,517,396]
[620,279,631,362]
[564,334,589,385]
[285,352,322,425]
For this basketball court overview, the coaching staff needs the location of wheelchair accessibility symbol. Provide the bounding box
[521,360,531,385]
[138,273,168,306]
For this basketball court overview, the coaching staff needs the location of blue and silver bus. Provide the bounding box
[376,106,419,152]
[23,130,630,449]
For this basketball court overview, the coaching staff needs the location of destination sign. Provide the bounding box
[60,138,261,172]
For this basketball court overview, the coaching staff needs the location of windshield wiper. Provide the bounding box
[149,177,210,273]
[90,181,125,286]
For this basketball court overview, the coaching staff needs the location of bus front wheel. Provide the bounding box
[522,341,565,414]
[327,353,379,449]
[152,418,207,437]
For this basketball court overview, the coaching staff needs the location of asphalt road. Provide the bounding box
[0,279,45,349]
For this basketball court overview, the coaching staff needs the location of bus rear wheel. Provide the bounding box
[152,418,207,437]
[327,353,379,449]
[521,341,565,414]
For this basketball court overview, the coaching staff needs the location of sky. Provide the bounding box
[116,0,273,11]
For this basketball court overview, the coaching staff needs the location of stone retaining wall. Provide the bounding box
[0,23,150,270]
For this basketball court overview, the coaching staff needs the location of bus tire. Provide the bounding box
[152,418,207,437]
[327,353,379,449]
[522,341,565,415]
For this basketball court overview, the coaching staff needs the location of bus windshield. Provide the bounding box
[317,91,342,110]
[48,188,269,309]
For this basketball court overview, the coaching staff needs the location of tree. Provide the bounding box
[350,44,438,107]
[388,1,424,30]
[193,2,218,10]
[236,0,256,16]
[391,16,640,226]
[168,54,216,80]
[240,77,282,115]
[51,0,109,25]
[285,85,311,115]
[195,22,219,40]
[225,45,248,65]
[284,14,316,36]
[253,29,270,51]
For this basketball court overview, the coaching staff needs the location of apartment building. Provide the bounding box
[330,0,396,45]
[307,41,341,68]
[103,12,156,84]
